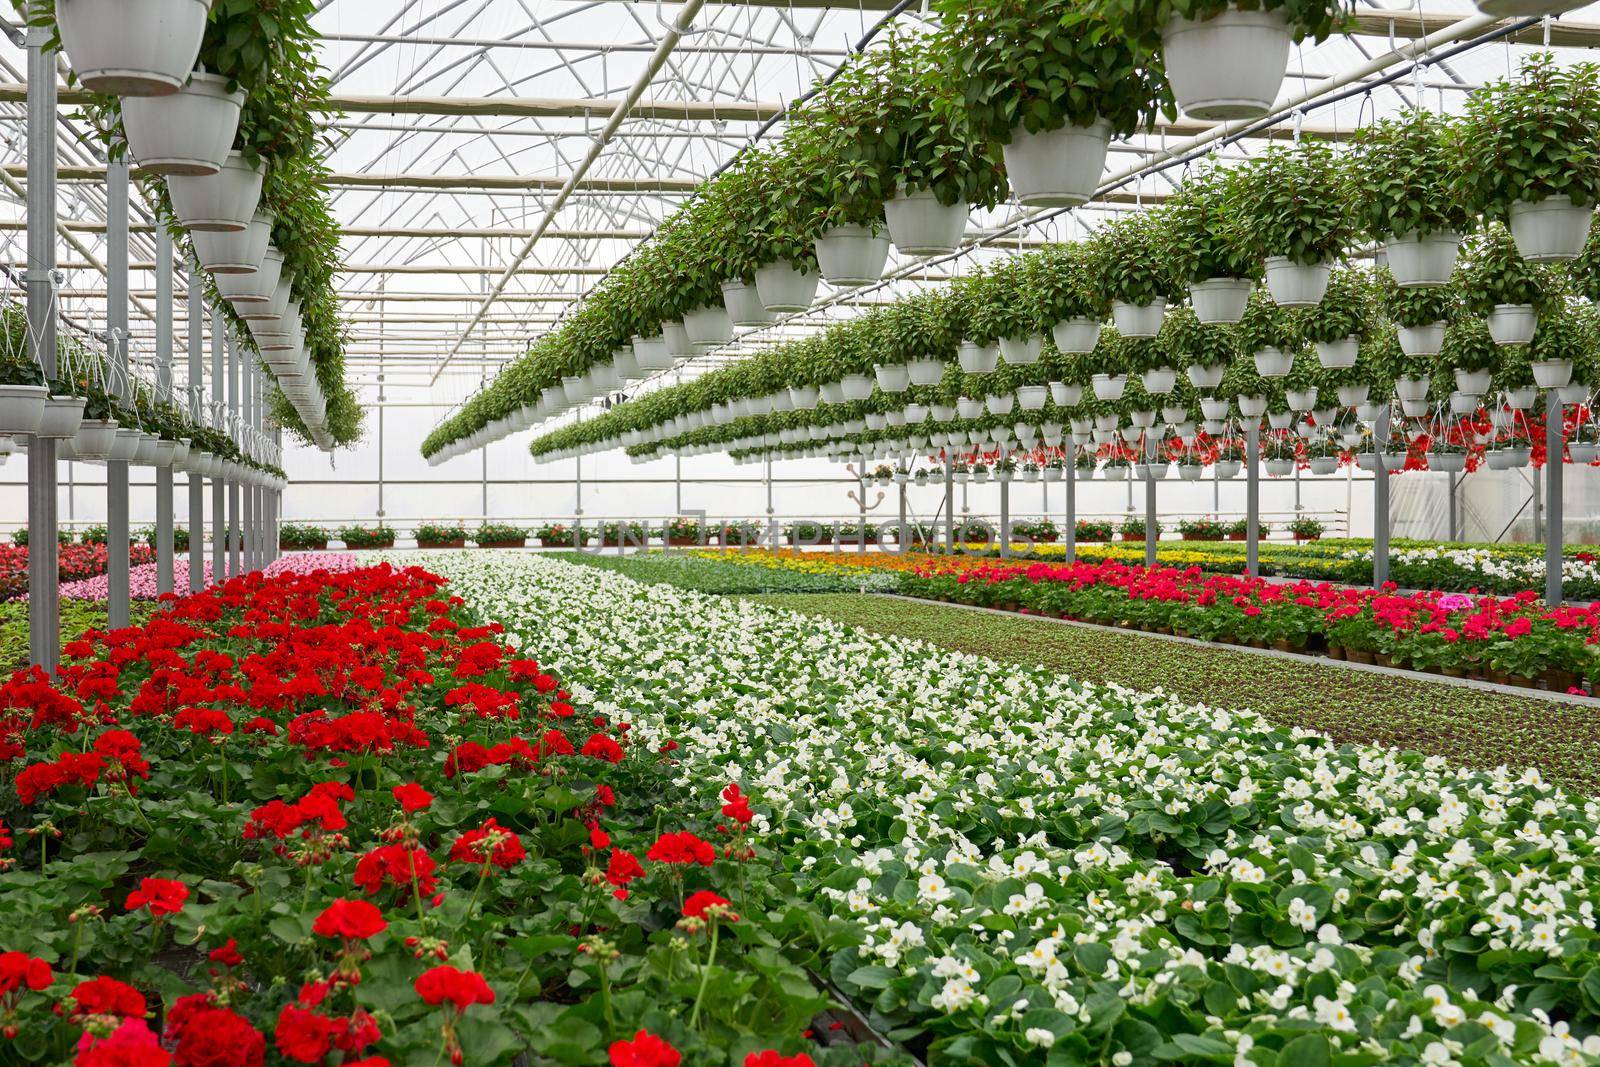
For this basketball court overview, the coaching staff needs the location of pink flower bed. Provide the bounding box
[264,552,366,577]
[58,561,217,601]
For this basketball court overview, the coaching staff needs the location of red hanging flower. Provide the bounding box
[609,1030,681,1067]
[313,898,388,940]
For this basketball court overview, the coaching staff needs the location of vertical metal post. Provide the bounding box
[1447,471,1459,543]
[943,452,955,550]
[1245,423,1261,579]
[155,225,174,596]
[764,458,775,546]
[187,271,203,591]
[480,436,489,518]
[271,428,282,563]
[674,455,682,514]
[241,368,254,572]
[25,6,60,670]
[1144,440,1158,569]
[897,462,909,555]
[227,336,241,579]
[210,312,225,583]
[1373,408,1391,588]
[1546,393,1564,606]
[105,151,130,630]
[1065,449,1077,564]
[999,449,1011,559]
[856,468,866,555]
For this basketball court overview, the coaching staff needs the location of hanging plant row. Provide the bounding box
[11,0,364,451]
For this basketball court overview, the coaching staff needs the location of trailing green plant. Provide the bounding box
[1455,54,1600,219]
[1030,242,1110,324]
[1161,304,1241,369]
[1438,318,1501,374]
[1382,273,1461,327]
[1089,211,1183,307]
[1454,224,1555,314]
[337,524,397,549]
[1234,289,1301,352]
[1348,111,1474,241]
[1165,164,1258,283]
[1296,265,1378,344]
[1227,141,1354,265]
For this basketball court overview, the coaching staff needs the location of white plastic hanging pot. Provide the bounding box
[1532,359,1574,389]
[0,384,47,435]
[120,71,243,175]
[1200,397,1231,420]
[1184,363,1224,390]
[1188,277,1253,324]
[191,211,271,274]
[38,395,88,437]
[839,374,875,401]
[985,393,1015,416]
[1569,442,1599,464]
[151,439,177,467]
[109,428,143,463]
[1314,337,1359,370]
[223,249,285,312]
[1504,385,1538,409]
[1309,456,1339,476]
[1381,452,1408,472]
[1000,119,1112,207]
[1091,374,1127,402]
[1016,385,1048,411]
[1238,394,1268,418]
[682,304,734,349]
[1430,451,1468,473]
[1454,368,1493,395]
[1487,304,1537,346]
[998,335,1042,366]
[1559,382,1590,404]
[631,335,673,371]
[1384,230,1462,287]
[1111,300,1166,338]
[73,418,118,460]
[720,280,773,328]
[1448,392,1482,416]
[1253,346,1294,378]
[1141,366,1178,394]
[754,259,820,313]
[1508,197,1596,262]
[1264,458,1295,477]
[1263,257,1331,307]
[874,364,911,393]
[1049,382,1083,407]
[1266,411,1293,430]
[957,341,999,374]
[1050,318,1102,355]
[661,321,694,358]
[1179,464,1203,481]
[884,187,968,256]
[1395,375,1432,403]
[168,152,264,233]
[819,382,847,405]
[611,347,643,383]
[1161,6,1291,121]
[57,0,210,97]
[1286,387,1318,411]
[815,225,891,287]
[905,358,947,386]
[1215,460,1242,479]
[1398,322,1447,358]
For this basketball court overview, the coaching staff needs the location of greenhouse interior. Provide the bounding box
[7,0,1600,1063]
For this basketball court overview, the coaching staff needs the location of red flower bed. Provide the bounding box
[0,544,156,601]
[0,564,849,1065]
[904,558,1600,692]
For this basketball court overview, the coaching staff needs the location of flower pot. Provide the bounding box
[1266,411,1293,429]
[1559,383,1590,404]
[1264,458,1295,476]
[1050,317,1101,354]
[1015,385,1048,411]
[1134,367,1173,396]
[190,211,271,274]
[1380,452,1407,472]
[1262,257,1331,307]
[905,358,947,387]
[839,374,875,401]
[1044,467,1065,482]
[1215,460,1241,479]
[1488,304,1537,346]
[631,335,673,372]
[1336,384,1369,408]
[1050,382,1083,407]
[721,279,773,328]
[957,341,999,374]
[1200,396,1231,420]
[1429,452,1466,473]
[1395,375,1431,404]
[1252,346,1294,378]
[1532,359,1574,389]
[1508,196,1596,262]
[1504,386,1537,409]
[478,538,527,549]
[1448,391,1481,415]
[57,0,209,96]
[167,152,264,233]
[984,393,1015,416]
[1286,387,1318,411]
[1188,277,1253,324]
[0,384,47,436]
[1308,456,1338,475]
[1076,466,1095,481]
[1453,368,1493,396]
[683,303,734,349]
[1314,337,1359,370]
[120,70,243,177]
[109,427,142,463]
[874,364,911,393]
[1091,373,1127,402]
[36,395,87,438]
[222,250,286,311]
[1111,299,1166,338]
[815,224,890,287]
[973,471,990,484]
[1177,464,1203,481]
[884,187,967,256]
[754,259,820,313]
[1001,119,1112,207]
[1398,321,1446,358]
[1184,362,1225,390]
[998,334,1042,366]
[1569,442,1599,464]
[1384,230,1462,288]
[1161,5,1290,121]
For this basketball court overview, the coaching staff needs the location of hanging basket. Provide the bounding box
[661,321,694,358]
[1397,322,1447,358]
[1429,452,1467,473]
[1016,385,1048,410]
[905,358,947,386]
[957,341,999,374]
[1050,317,1102,354]
[1532,359,1574,390]
[1487,304,1537,346]
[37,395,87,438]
[1395,375,1432,403]
[168,151,264,233]
[1453,368,1493,395]
[998,335,1042,366]
[190,212,271,274]
[884,188,968,257]
[1475,0,1587,14]
[1000,119,1112,207]
[1141,366,1178,394]
[1314,337,1359,370]
[1050,382,1083,407]
[874,364,911,393]
[682,304,734,349]
[1384,230,1462,288]
[1091,373,1127,402]
[1508,197,1596,262]
[121,71,243,175]
[720,280,773,328]
[1188,277,1253,324]
[754,259,820,313]
[1111,300,1166,338]
[1262,257,1331,307]
[222,249,285,310]
[73,418,119,460]
[1308,456,1339,476]
[1252,347,1294,378]
[815,225,891,287]
[57,0,210,97]
[1161,5,1291,121]
[0,384,47,435]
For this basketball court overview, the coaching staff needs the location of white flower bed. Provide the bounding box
[406,552,1600,1066]
[1340,546,1600,590]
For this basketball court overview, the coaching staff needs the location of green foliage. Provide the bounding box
[276,522,330,549]
[414,522,468,544]
[1348,112,1474,241]
[1227,141,1353,265]
[338,525,397,549]
[1382,272,1461,328]
[473,523,528,544]
[1454,224,1555,314]
[1160,304,1241,369]
[1164,165,1258,283]
[1295,265,1378,344]
[1438,318,1501,375]
[1088,212,1182,307]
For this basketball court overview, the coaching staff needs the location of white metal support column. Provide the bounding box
[1065,453,1077,564]
[154,225,174,596]
[1144,439,1158,568]
[1245,424,1261,579]
[24,4,59,669]
[999,448,1011,559]
[1546,393,1564,606]
[227,338,241,578]
[210,312,225,583]
[1373,408,1391,588]
[187,271,204,591]
[241,367,254,573]
[105,151,130,629]
[943,453,955,550]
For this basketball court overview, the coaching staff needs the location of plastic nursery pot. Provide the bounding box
[1508,197,1597,262]
[1188,277,1253,324]
[167,152,265,233]
[37,395,88,438]
[0,384,47,435]
[120,71,244,176]
[999,335,1043,366]
[1161,5,1291,121]
[1111,300,1166,338]
[1051,318,1102,354]
[957,341,1000,374]
[720,280,773,328]
[1487,305,1537,346]
[815,224,891,287]
[190,212,272,274]
[1001,119,1112,207]
[682,303,734,349]
[754,259,821,314]
[56,0,210,97]
[1315,338,1359,370]
[1384,230,1462,287]
[1262,257,1331,307]
[884,187,968,257]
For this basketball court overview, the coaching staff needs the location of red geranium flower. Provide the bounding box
[683,890,737,922]
[70,975,147,1018]
[609,1030,680,1067]
[165,994,265,1067]
[0,950,52,996]
[392,783,433,812]
[449,818,526,870]
[273,1004,334,1065]
[125,877,189,917]
[646,831,715,866]
[413,965,495,1011]
[313,898,388,940]
[74,1017,168,1067]
[353,844,438,898]
[208,939,243,968]
[745,1054,815,1067]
